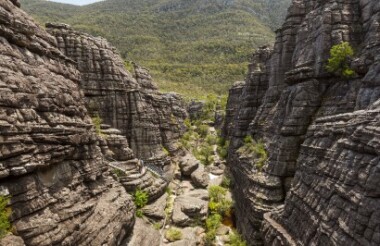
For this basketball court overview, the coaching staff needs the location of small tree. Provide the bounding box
[326,42,355,78]
[0,196,11,238]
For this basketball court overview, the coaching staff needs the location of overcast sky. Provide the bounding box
[48,0,104,5]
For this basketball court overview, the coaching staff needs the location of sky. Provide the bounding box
[48,0,104,5]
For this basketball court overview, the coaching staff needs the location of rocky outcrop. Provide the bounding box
[46,23,188,170]
[226,0,380,245]
[0,1,135,245]
[98,124,167,201]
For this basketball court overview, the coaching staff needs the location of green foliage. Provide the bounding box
[205,135,218,145]
[91,114,103,136]
[133,189,148,209]
[238,137,268,170]
[165,228,182,242]
[0,196,11,238]
[228,230,247,246]
[205,213,222,245]
[184,118,192,128]
[112,169,125,177]
[217,137,229,160]
[221,176,231,189]
[326,42,355,78]
[162,145,170,156]
[19,0,293,98]
[195,123,210,138]
[193,143,215,166]
[135,209,143,218]
[153,222,162,230]
[208,186,232,216]
[165,187,172,196]
[243,135,254,144]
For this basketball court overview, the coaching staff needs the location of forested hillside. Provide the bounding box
[21,0,291,98]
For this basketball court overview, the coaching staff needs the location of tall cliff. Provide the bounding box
[225,0,380,245]
[45,23,188,169]
[0,0,136,245]
[0,0,189,245]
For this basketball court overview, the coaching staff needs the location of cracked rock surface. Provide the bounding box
[225,0,380,245]
[0,1,135,245]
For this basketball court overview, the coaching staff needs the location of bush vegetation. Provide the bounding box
[112,169,126,177]
[229,230,247,246]
[19,0,293,98]
[205,213,222,245]
[217,137,230,160]
[238,136,268,170]
[220,176,231,189]
[165,227,182,242]
[133,189,149,218]
[208,186,232,216]
[0,196,11,238]
[326,42,355,78]
[91,114,103,136]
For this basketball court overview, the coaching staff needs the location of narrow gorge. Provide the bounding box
[0,0,379,246]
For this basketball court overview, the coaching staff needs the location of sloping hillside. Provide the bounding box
[21,0,291,97]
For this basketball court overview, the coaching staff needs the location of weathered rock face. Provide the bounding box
[226,0,380,245]
[46,24,188,168]
[0,1,135,245]
[98,124,167,201]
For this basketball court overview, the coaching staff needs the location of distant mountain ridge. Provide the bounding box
[20,0,291,97]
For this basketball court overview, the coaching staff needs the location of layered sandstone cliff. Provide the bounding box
[225,0,380,245]
[45,24,187,169]
[0,0,135,245]
[0,0,188,245]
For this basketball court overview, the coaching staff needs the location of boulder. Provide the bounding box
[179,154,199,176]
[191,165,210,188]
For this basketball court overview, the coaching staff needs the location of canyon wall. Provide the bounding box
[46,23,187,168]
[0,0,136,245]
[0,0,187,244]
[225,0,380,245]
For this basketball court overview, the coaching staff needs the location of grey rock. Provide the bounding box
[179,154,200,176]
[225,0,380,245]
[191,165,210,188]
[172,193,208,227]
[0,2,135,245]
[46,23,188,170]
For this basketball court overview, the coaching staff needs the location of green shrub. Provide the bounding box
[209,185,227,201]
[217,137,229,160]
[0,196,11,238]
[208,186,232,215]
[184,118,192,128]
[162,146,170,156]
[243,135,254,144]
[91,114,103,136]
[194,144,214,165]
[112,169,125,177]
[326,42,355,78]
[165,228,182,242]
[136,209,143,218]
[205,214,222,245]
[205,135,217,145]
[238,137,268,171]
[229,230,247,246]
[196,124,209,137]
[153,222,162,230]
[133,189,148,209]
[220,176,231,189]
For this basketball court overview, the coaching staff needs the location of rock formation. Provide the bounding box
[45,24,188,171]
[0,0,135,245]
[225,0,380,245]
